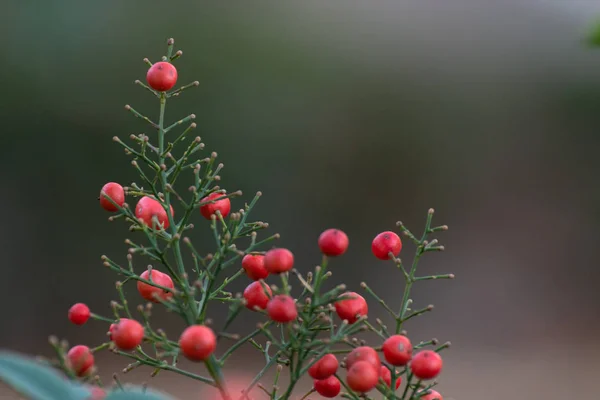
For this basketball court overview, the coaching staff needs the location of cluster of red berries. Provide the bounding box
[240,228,402,323]
[62,50,450,400]
[99,182,231,229]
[309,340,443,398]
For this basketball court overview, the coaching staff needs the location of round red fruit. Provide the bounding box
[67,345,94,377]
[345,346,381,371]
[68,303,90,325]
[200,192,231,220]
[410,350,443,380]
[371,231,402,260]
[266,295,297,323]
[111,318,145,350]
[382,335,413,366]
[146,61,178,92]
[313,375,341,398]
[318,228,349,257]
[334,292,368,324]
[380,366,401,389]
[179,325,216,361]
[346,361,379,393]
[308,353,339,380]
[241,254,268,281]
[137,270,174,302]
[419,390,443,400]
[100,182,125,212]
[264,248,294,274]
[135,196,174,229]
[243,281,272,310]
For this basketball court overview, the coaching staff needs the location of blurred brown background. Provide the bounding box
[1,1,600,399]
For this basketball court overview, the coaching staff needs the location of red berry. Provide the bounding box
[266,295,297,323]
[346,361,379,393]
[179,325,217,361]
[410,350,443,380]
[419,390,443,400]
[100,182,125,212]
[318,229,349,256]
[135,196,174,229]
[379,366,401,389]
[111,318,145,350]
[334,292,368,324]
[313,375,341,398]
[67,345,94,377]
[146,61,178,92]
[68,303,90,325]
[345,346,381,371]
[264,248,294,274]
[308,353,339,380]
[371,231,402,260]
[243,281,272,310]
[241,254,269,281]
[200,192,231,220]
[382,335,413,366]
[137,270,174,303]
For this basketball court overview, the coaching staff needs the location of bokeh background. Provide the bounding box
[2,1,600,399]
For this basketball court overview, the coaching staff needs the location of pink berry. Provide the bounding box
[318,229,349,256]
[179,325,217,361]
[266,295,297,323]
[241,254,269,281]
[199,192,231,220]
[68,303,91,325]
[382,335,413,366]
[67,345,94,377]
[146,61,178,91]
[243,281,272,310]
[100,182,125,212]
[371,231,402,260]
[264,248,294,274]
[410,350,443,380]
[334,292,368,324]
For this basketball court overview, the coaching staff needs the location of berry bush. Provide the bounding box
[0,38,455,400]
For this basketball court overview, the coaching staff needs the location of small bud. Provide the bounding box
[360,282,367,289]
[432,338,439,345]
[124,105,131,110]
[211,152,217,159]
[427,304,434,311]
[428,208,435,215]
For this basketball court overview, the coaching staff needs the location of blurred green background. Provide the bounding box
[2,1,600,399]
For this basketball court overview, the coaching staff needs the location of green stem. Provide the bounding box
[205,356,232,400]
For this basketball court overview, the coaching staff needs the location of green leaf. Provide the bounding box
[0,351,82,400]
[104,387,175,400]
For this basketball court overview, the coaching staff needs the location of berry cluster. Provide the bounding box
[44,39,454,400]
